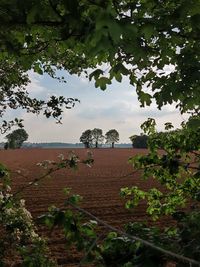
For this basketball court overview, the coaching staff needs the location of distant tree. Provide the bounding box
[129,134,148,148]
[129,135,137,148]
[5,129,28,149]
[92,128,104,148]
[4,142,8,150]
[105,129,119,148]
[80,130,93,148]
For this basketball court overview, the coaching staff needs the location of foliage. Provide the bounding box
[0,0,200,265]
[0,163,55,267]
[105,129,119,148]
[0,62,79,130]
[0,119,24,135]
[80,128,120,148]
[38,199,100,265]
[5,128,29,149]
[100,233,140,267]
[38,198,200,267]
[99,228,169,267]
[121,119,200,220]
[0,151,94,266]
[80,129,93,148]
[0,0,199,115]
[102,210,200,267]
[129,134,149,149]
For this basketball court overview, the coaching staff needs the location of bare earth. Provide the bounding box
[0,148,171,266]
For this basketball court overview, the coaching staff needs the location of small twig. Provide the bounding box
[186,166,200,171]
[118,169,140,178]
[191,151,200,157]
[78,234,103,267]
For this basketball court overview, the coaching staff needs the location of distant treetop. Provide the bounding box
[5,128,28,149]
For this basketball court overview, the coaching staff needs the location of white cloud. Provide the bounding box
[26,72,46,97]
[0,71,189,143]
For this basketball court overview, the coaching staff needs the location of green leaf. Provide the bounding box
[107,232,118,239]
[141,24,155,39]
[165,122,174,130]
[138,91,152,106]
[115,72,122,82]
[89,69,104,81]
[63,187,71,195]
[187,116,200,130]
[95,77,111,90]
[107,20,122,44]
[68,194,82,204]
[33,63,43,75]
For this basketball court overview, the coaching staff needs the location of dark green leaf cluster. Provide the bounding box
[0,0,199,114]
[129,134,148,148]
[19,239,55,267]
[98,210,200,267]
[38,202,99,264]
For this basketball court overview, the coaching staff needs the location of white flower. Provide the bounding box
[6,208,15,215]
[21,207,32,220]
[13,228,22,241]
[20,199,26,206]
[58,154,64,160]
[6,185,11,192]
[30,230,39,239]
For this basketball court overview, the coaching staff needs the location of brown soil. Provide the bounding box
[0,148,172,266]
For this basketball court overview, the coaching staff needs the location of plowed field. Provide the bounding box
[0,148,170,266]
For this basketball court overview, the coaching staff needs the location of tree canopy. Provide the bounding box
[129,134,148,148]
[0,0,200,117]
[5,128,29,149]
[105,129,119,148]
[91,128,104,148]
[80,129,93,148]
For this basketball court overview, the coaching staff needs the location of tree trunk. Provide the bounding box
[112,142,114,148]
[95,141,98,148]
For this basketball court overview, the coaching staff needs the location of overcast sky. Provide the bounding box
[1,71,188,143]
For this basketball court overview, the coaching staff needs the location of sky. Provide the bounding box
[1,71,188,143]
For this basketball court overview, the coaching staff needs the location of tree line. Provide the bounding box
[4,128,179,150]
[80,128,119,148]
